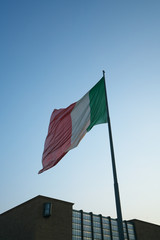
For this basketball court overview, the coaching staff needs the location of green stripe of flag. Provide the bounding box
[87,77,108,132]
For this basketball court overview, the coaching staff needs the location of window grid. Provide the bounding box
[72,210,136,240]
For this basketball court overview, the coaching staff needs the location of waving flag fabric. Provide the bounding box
[39,77,107,174]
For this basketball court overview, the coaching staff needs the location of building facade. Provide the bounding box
[0,195,73,240]
[0,195,160,240]
[72,209,135,240]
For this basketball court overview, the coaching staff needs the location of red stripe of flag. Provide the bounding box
[39,102,76,174]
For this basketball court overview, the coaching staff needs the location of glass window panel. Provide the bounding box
[123,226,127,233]
[111,220,118,226]
[104,236,111,240]
[94,232,102,239]
[73,217,81,224]
[112,231,119,237]
[128,229,134,235]
[129,235,135,240]
[112,225,118,231]
[93,227,101,233]
[43,202,52,217]
[83,213,91,220]
[83,225,91,231]
[73,210,81,218]
[93,215,100,222]
[103,229,110,235]
[93,221,101,227]
[72,236,81,240]
[72,229,81,236]
[124,232,127,238]
[127,224,134,230]
[72,223,81,230]
[84,231,92,237]
[83,219,91,226]
[113,237,119,240]
[102,217,109,224]
[103,223,110,230]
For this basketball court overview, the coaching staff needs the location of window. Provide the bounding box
[43,202,52,217]
[72,210,136,240]
[102,217,109,224]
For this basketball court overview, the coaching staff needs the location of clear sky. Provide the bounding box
[0,0,160,226]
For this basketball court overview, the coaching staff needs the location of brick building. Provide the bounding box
[0,195,160,240]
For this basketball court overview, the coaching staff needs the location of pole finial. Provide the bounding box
[103,70,105,78]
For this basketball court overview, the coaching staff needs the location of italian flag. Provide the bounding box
[39,77,108,174]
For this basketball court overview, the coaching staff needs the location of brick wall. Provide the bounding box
[0,195,73,240]
[131,219,160,240]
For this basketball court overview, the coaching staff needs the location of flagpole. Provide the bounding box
[103,70,125,240]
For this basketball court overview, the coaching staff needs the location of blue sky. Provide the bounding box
[0,0,160,225]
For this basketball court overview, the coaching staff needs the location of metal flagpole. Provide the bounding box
[103,70,125,240]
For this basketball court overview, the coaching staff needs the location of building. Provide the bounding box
[72,209,135,240]
[0,195,160,240]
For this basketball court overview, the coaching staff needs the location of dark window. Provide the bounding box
[43,202,52,217]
